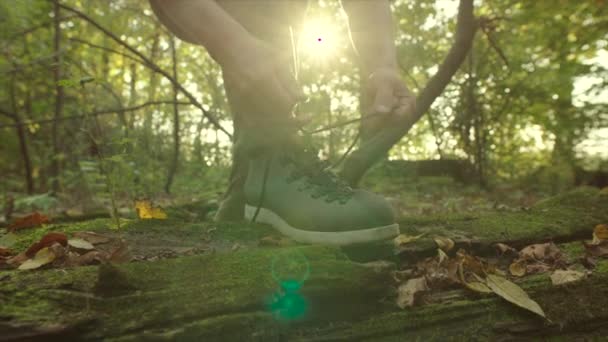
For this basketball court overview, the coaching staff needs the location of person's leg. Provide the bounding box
[215,0,308,221]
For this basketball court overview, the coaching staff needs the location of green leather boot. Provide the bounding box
[244,143,399,246]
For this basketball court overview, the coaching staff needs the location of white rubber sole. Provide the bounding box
[245,205,399,246]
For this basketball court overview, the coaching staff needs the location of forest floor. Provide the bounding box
[1,173,608,341]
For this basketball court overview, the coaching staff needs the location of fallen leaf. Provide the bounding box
[583,240,608,258]
[434,236,455,252]
[550,269,585,285]
[437,248,449,264]
[509,259,527,277]
[0,233,17,248]
[109,241,132,264]
[68,238,95,251]
[393,233,425,248]
[8,212,50,232]
[519,243,562,262]
[18,247,56,270]
[458,262,492,293]
[396,277,428,308]
[0,247,13,257]
[391,269,413,283]
[6,251,28,266]
[72,231,111,245]
[135,200,167,219]
[485,274,545,318]
[593,224,608,242]
[525,262,552,275]
[495,243,517,255]
[66,250,105,267]
[26,232,67,257]
[231,243,241,251]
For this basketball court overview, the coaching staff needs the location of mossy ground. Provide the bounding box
[1,187,608,340]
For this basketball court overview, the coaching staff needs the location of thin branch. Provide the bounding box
[0,100,191,129]
[57,2,232,138]
[68,37,143,64]
[7,14,77,42]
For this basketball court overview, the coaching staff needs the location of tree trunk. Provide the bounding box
[340,0,478,186]
[51,0,64,194]
[165,36,180,194]
[144,32,160,153]
[7,73,34,194]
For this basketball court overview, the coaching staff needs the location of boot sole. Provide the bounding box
[245,205,399,246]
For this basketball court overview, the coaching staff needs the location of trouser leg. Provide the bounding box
[214,0,307,221]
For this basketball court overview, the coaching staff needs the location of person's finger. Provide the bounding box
[371,84,397,115]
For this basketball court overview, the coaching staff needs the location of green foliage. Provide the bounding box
[0,0,606,200]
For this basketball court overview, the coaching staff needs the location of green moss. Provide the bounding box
[398,188,608,245]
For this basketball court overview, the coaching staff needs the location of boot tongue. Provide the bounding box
[279,139,354,203]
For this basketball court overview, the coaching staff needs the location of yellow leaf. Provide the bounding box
[434,236,455,252]
[593,224,608,242]
[135,200,167,219]
[393,233,425,248]
[486,274,546,318]
[509,259,527,277]
[18,247,56,270]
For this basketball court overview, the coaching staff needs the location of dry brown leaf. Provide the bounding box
[18,247,56,270]
[6,251,28,266]
[519,242,562,262]
[583,240,608,258]
[0,248,13,257]
[486,274,546,318]
[495,243,517,255]
[8,212,50,232]
[66,250,106,267]
[25,232,68,258]
[72,231,111,245]
[550,269,586,285]
[509,259,527,277]
[109,241,132,264]
[396,277,428,308]
[434,236,455,252]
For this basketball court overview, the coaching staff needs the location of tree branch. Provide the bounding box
[57,2,232,138]
[0,101,191,129]
[340,0,478,185]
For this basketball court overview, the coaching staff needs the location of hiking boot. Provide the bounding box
[243,144,399,246]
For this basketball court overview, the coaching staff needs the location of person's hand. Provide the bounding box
[222,37,304,123]
[361,67,416,139]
